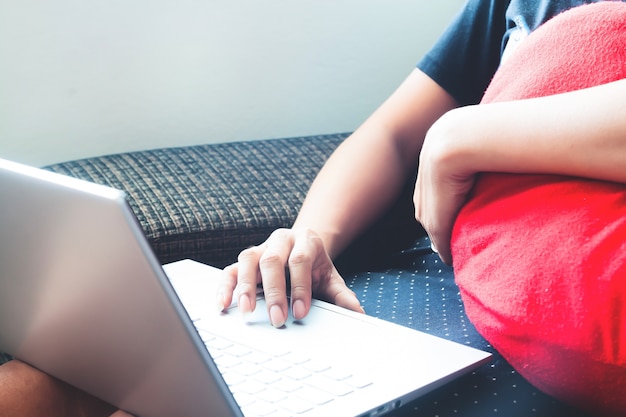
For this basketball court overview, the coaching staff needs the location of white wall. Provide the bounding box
[0,1,463,166]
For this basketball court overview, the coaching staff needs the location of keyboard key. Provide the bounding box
[254,370,282,385]
[273,378,303,393]
[322,366,352,381]
[263,409,291,417]
[281,366,312,381]
[276,396,314,414]
[294,385,334,405]
[243,400,276,417]
[345,374,374,389]
[256,388,288,403]
[305,374,353,397]
[303,360,331,373]
[246,351,272,365]
[205,336,233,351]
[263,358,291,373]
[214,355,241,369]
[231,362,263,377]
[282,352,310,365]
[227,344,253,357]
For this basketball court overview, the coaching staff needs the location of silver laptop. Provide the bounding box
[0,158,491,417]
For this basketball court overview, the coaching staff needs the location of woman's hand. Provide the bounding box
[413,108,478,265]
[414,79,626,266]
[217,228,363,328]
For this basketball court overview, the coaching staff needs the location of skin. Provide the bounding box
[415,78,626,264]
[218,73,626,325]
[217,68,459,326]
[0,360,130,417]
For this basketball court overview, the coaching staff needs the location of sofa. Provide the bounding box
[1,132,592,417]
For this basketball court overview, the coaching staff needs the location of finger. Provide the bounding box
[323,274,364,314]
[430,234,452,265]
[335,289,365,314]
[427,179,470,266]
[421,206,453,265]
[216,264,238,312]
[287,232,317,320]
[413,170,453,265]
[235,246,263,315]
[258,230,294,327]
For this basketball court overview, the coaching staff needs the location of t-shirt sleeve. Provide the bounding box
[417,0,510,106]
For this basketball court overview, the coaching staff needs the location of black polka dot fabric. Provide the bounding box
[344,235,593,417]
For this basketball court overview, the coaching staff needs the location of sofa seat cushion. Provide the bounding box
[45,134,347,267]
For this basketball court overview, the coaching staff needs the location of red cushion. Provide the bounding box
[451,3,626,415]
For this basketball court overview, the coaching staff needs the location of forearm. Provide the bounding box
[294,69,458,258]
[0,360,116,417]
[293,125,412,259]
[437,79,626,182]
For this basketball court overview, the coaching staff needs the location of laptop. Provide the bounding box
[0,158,491,417]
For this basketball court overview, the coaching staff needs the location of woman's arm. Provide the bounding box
[219,68,458,326]
[415,78,626,264]
[293,68,459,257]
[0,360,123,417]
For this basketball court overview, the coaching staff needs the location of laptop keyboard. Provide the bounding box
[193,319,373,417]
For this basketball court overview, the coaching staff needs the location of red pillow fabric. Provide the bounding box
[451,3,626,416]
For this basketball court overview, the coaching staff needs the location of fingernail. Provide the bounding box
[292,299,306,321]
[430,242,439,254]
[238,294,252,321]
[269,305,286,328]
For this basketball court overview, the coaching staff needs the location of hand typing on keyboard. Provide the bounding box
[216,228,364,328]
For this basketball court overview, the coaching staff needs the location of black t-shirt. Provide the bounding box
[417,0,621,106]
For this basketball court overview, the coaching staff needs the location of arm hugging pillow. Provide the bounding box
[451,3,626,416]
